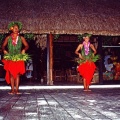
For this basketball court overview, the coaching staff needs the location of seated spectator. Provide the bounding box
[105,58,114,72]
[26,59,33,79]
[104,51,111,65]
[103,58,114,80]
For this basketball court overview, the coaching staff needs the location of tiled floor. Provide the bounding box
[0,87,120,120]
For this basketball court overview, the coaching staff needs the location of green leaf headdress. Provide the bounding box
[8,21,23,31]
[78,33,92,42]
[82,33,92,38]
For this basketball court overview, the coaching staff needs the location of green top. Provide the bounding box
[81,45,93,61]
[8,36,22,55]
[76,45,100,64]
[3,36,30,61]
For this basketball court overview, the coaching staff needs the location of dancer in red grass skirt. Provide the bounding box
[2,22,29,95]
[75,33,99,91]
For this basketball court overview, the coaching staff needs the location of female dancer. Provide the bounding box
[2,22,29,94]
[75,33,97,91]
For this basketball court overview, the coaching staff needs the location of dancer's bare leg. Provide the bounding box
[15,74,21,94]
[86,85,91,91]
[9,74,15,94]
[83,78,87,91]
[83,78,91,91]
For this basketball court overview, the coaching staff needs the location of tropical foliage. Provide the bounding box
[75,54,100,64]
[3,53,31,61]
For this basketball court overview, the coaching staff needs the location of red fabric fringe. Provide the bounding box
[78,61,96,86]
[2,60,25,84]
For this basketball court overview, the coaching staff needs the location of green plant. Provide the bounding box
[78,34,83,42]
[24,33,34,41]
[0,34,6,48]
[54,34,60,40]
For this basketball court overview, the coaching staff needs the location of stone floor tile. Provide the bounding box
[0,88,120,120]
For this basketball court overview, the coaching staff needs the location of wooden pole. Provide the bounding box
[47,34,50,85]
[98,36,103,84]
[47,33,53,85]
[49,33,53,85]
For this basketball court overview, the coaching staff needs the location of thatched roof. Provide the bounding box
[0,0,120,35]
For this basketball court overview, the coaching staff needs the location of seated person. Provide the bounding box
[105,58,114,72]
[103,58,114,80]
[26,59,33,79]
[104,51,111,65]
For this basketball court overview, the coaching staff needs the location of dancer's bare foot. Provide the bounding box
[83,89,88,91]
[15,91,22,95]
[86,86,91,91]
[87,89,91,91]
[83,88,91,92]
[8,91,15,95]
[16,92,22,95]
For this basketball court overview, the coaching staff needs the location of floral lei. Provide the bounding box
[11,33,19,46]
[83,41,90,55]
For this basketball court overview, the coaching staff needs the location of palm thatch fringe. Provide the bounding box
[0,0,120,35]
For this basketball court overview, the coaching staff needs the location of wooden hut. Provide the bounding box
[0,0,120,84]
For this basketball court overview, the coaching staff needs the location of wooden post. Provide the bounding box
[47,33,53,85]
[47,34,50,85]
[49,33,53,85]
[98,36,103,84]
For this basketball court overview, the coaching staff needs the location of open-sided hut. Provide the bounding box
[0,0,120,84]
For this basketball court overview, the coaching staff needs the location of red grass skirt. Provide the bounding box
[78,61,96,86]
[2,60,25,84]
